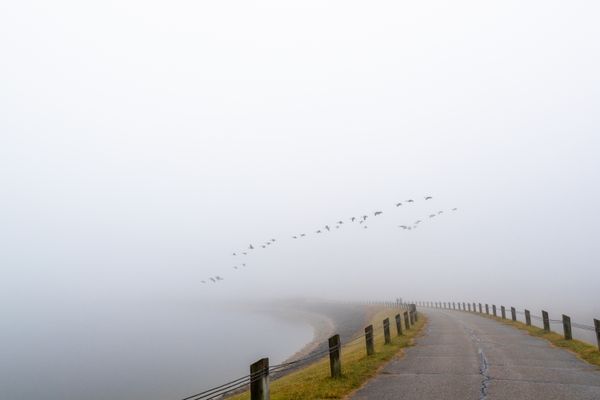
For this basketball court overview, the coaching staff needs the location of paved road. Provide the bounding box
[350,309,600,400]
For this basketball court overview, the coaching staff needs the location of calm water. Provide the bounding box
[0,298,314,400]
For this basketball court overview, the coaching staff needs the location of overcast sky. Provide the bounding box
[1,1,599,319]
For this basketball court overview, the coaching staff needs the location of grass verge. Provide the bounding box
[483,314,600,367]
[229,308,426,400]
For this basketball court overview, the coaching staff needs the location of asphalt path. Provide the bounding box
[350,309,600,399]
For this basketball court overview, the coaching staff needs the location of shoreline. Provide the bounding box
[236,300,375,368]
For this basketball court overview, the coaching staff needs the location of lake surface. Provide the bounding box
[0,298,314,400]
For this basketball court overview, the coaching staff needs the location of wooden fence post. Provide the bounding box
[365,325,374,356]
[562,315,572,340]
[383,318,391,344]
[468,303,471,312]
[453,302,456,310]
[492,305,497,317]
[328,334,341,378]
[250,358,270,400]
[463,302,466,311]
[395,313,403,336]
[542,310,550,332]
[501,306,506,319]
[511,307,516,322]
[485,304,489,315]
[595,319,600,351]
[525,309,531,326]
[411,304,418,322]
[478,303,482,313]
[404,311,410,330]
[473,302,476,313]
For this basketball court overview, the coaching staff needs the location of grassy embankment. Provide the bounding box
[229,307,426,400]
[485,314,600,367]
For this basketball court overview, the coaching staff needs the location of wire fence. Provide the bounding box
[180,302,416,400]
[417,300,600,349]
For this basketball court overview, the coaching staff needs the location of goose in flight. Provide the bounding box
[210,277,216,283]
[242,263,246,267]
[261,245,266,248]
[425,196,433,200]
[316,230,322,234]
[336,226,340,229]
[201,280,206,284]
[398,225,408,229]
[438,211,443,215]
[242,252,247,255]
[300,233,306,237]
[350,217,356,222]
[362,215,368,220]
[271,239,276,242]
[374,211,383,216]
[396,202,402,207]
[233,253,237,256]
[249,244,254,250]
[216,276,224,281]
[233,266,238,269]
[429,214,436,218]
[292,235,298,239]
[325,225,330,231]
[337,220,344,224]
[406,199,414,203]
[415,220,422,224]
[452,208,458,211]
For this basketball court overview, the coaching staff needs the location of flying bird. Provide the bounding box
[350,217,356,222]
[406,199,414,203]
[364,225,368,229]
[316,230,322,233]
[429,214,436,218]
[396,202,402,207]
[233,266,238,269]
[300,233,306,237]
[201,280,206,284]
[399,225,407,229]
[292,236,298,239]
[415,220,422,224]
[374,211,383,216]
[242,252,247,255]
[452,208,458,211]
[425,196,432,200]
[215,276,223,281]
[438,211,443,214]
[249,244,254,250]
[261,245,266,248]
[337,221,344,224]
[362,215,368,220]
[325,225,330,231]
[210,277,216,283]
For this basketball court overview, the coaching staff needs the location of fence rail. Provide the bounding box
[181,301,418,400]
[415,300,600,351]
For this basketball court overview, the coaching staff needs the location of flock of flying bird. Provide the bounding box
[201,196,458,284]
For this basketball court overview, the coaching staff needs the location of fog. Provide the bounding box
[1,1,600,397]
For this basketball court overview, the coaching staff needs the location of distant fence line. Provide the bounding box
[412,300,600,350]
[181,302,419,400]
